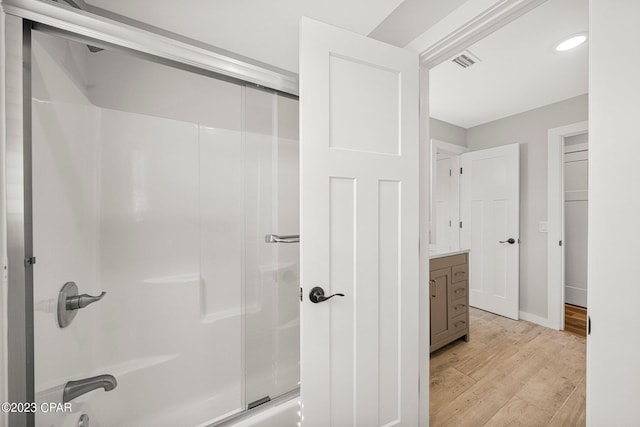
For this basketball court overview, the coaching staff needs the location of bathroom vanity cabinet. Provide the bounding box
[429,251,470,352]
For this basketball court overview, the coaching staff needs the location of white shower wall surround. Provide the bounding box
[31,32,299,427]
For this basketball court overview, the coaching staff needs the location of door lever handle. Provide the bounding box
[309,286,344,303]
[499,238,516,244]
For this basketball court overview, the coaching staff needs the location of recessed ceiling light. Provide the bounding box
[555,33,587,51]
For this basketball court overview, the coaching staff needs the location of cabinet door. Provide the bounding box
[430,267,451,344]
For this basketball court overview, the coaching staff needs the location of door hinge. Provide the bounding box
[449,169,452,177]
[300,287,303,302]
[24,257,36,267]
[587,316,591,335]
[460,167,463,174]
[449,220,452,227]
[559,240,562,246]
[459,221,463,228]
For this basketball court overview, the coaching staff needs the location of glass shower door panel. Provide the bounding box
[32,33,104,427]
[32,32,245,427]
[273,95,300,396]
[244,89,300,407]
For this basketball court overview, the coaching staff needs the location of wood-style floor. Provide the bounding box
[564,304,587,337]
[430,307,586,427]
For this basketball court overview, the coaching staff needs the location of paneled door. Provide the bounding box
[299,17,420,426]
[460,144,519,320]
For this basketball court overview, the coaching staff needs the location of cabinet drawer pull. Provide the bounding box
[454,304,466,311]
[430,280,436,298]
[454,271,465,276]
[454,321,466,328]
[454,289,464,294]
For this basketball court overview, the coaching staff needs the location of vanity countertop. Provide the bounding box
[429,249,470,260]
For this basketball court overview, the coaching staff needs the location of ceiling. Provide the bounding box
[84,0,406,73]
[84,0,588,129]
[429,0,588,128]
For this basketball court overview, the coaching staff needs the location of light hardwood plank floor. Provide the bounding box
[564,304,587,338]
[430,307,586,427]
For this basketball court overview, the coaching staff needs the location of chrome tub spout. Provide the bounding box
[63,374,118,403]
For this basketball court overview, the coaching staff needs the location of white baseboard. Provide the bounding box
[565,286,587,308]
[518,310,556,329]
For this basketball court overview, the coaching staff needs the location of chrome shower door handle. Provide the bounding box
[309,286,344,303]
[265,234,300,243]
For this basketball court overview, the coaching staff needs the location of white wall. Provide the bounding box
[466,94,587,320]
[430,117,467,147]
[588,0,640,423]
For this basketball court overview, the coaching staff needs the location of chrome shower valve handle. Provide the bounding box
[57,282,106,328]
[65,291,106,310]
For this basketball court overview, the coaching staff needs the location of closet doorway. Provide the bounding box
[548,121,589,333]
[563,132,588,335]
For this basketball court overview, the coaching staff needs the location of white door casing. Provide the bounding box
[461,144,520,320]
[300,17,419,427]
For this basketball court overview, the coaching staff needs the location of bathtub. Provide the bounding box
[37,385,300,427]
[214,394,300,427]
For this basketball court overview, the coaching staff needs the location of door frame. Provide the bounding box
[547,121,588,330]
[418,1,548,424]
[2,0,553,426]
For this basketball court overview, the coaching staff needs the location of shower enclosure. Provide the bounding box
[30,28,299,426]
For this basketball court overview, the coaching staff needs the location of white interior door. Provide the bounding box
[564,146,588,308]
[299,17,419,427]
[460,144,519,320]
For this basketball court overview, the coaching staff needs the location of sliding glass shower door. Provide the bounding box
[31,29,299,427]
[244,89,300,409]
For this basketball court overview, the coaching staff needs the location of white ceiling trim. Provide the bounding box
[408,0,548,68]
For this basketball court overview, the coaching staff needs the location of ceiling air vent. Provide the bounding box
[451,50,481,69]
